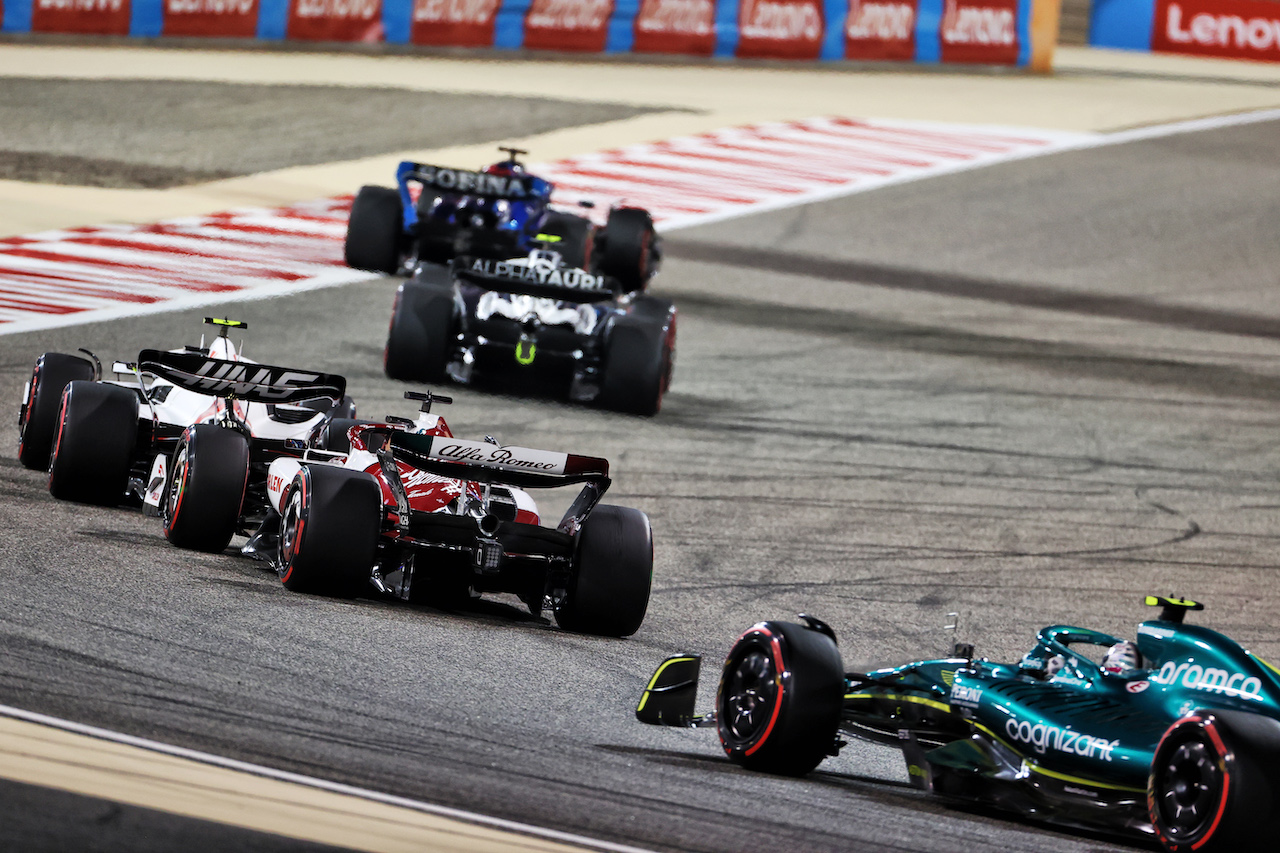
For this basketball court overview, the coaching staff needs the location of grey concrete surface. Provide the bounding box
[4,113,1280,853]
[0,79,664,187]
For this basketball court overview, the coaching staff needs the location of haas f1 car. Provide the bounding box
[384,249,676,416]
[243,390,653,637]
[343,147,661,294]
[18,318,354,554]
[637,597,1280,852]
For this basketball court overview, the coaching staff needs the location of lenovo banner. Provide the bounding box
[844,0,916,60]
[162,0,258,36]
[522,0,615,51]
[632,0,717,55]
[31,0,131,34]
[411,0,501,45]
[939,0,1019,64]
[1153,0,1280,62]
[288,0,382,40]
[736,0,824,59]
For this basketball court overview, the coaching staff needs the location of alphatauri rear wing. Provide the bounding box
[138,350,346,405]
[452,256,621,303]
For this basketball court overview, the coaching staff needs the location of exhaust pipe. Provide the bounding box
[477,514,501,537]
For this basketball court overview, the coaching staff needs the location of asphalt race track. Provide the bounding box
[3,61,1280,853]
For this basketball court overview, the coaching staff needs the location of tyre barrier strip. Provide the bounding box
[0,0,1061,70]
[0,116,1085,333]
[1093,0,1280,63]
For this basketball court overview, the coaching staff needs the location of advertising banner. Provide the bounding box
[162,0,259,36]
[844,0,916,59]
[411,0,501,45]
[521,0,615,51]
[632,0,717,54]
[736,0,824,59]
[31,0,132,34]
[1152,0,1280,62]
[288,0,382,40]
[938,0,1019,64]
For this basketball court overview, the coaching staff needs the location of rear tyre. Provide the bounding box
[539,211,593,268]
[344,185,403,274]
[716,620,844,776]
[315,417,375,454]
[599,207,656,292]
[384,280,457,383]
[163,425,251,553]
[278,465,380,598]
[1149,710,1280,852]
[598,305,675,416]
[18,352,95,470]
[555,505,652,637]
[47,381,138,505]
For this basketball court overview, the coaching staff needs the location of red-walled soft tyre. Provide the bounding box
[555,505,652,637]
[47,381,137,506]
[163,425,250,553]
[599,207,655,292]
[716,620,845,776]
[278,465,380,599]
[18,352,95,471]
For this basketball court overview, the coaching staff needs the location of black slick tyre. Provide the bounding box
[599,207,655,292]
[1149,709,1280,852]
[278,465,380,598]
[344,185,403,274]
[315,418,375,454]
[47,381,138,505]
[555,505,652,637]
[539,211,594,268]
[716,620,844,776]
[163,425,251,553]
[18,352,95,470]
[384,280,457,383]
[598,305,675,416]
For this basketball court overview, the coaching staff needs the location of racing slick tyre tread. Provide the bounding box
[278,465,380,599]
[599,208,655,292]
[18,352,95,471]
[1149,709,1280,852]
[716,620,844,777]
[345,185,402,275]
[163,425,251,553]
[47,381,138,506]
[384,280,456,383]
[598,307,675,416]
[539,211,594,269]
[555,505,652,637]
[315,418,375,454]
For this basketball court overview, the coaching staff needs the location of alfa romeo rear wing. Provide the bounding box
[137,349,346,405]
[452,256,621,303]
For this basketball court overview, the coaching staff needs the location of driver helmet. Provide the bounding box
[1101,641,1143,676]
[484,160,524,177]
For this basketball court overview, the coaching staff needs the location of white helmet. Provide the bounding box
[1102,641,1143,676]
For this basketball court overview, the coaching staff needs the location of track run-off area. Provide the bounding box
[2,42,1280,853]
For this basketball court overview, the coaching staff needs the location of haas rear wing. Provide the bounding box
[452,256,621,303]
[138,349,346,405]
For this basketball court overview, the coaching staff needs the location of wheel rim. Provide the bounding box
[164,442,189,525]
[1154,737,1224,841]
[278,489,303,570]
[721,646,779,745]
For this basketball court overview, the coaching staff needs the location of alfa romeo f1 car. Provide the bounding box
[637,597,1280,852]
[242,390,653,636]
[384,248,676,415]
[18,318,354,554]
[343,146,661,293]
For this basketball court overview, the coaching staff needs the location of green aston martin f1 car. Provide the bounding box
[636,597,1280,852]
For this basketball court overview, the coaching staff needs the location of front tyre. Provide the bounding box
[384,280,457,383]
[278,465,380,599]
[344,185,403,274]
[163,425,251,553]
[555,505,653,637]
[716,620,844,776]
[1149,710,1280,852]
[47,381,137,505]
[18,352,95,470]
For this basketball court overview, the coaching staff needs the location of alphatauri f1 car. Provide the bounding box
[384,248,676,416]
[243,390,653,637]
[18,318,354,554]
[343,146,661,294]
[637,597,1280,852]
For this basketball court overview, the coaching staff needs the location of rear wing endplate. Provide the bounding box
[138,349,345,405]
